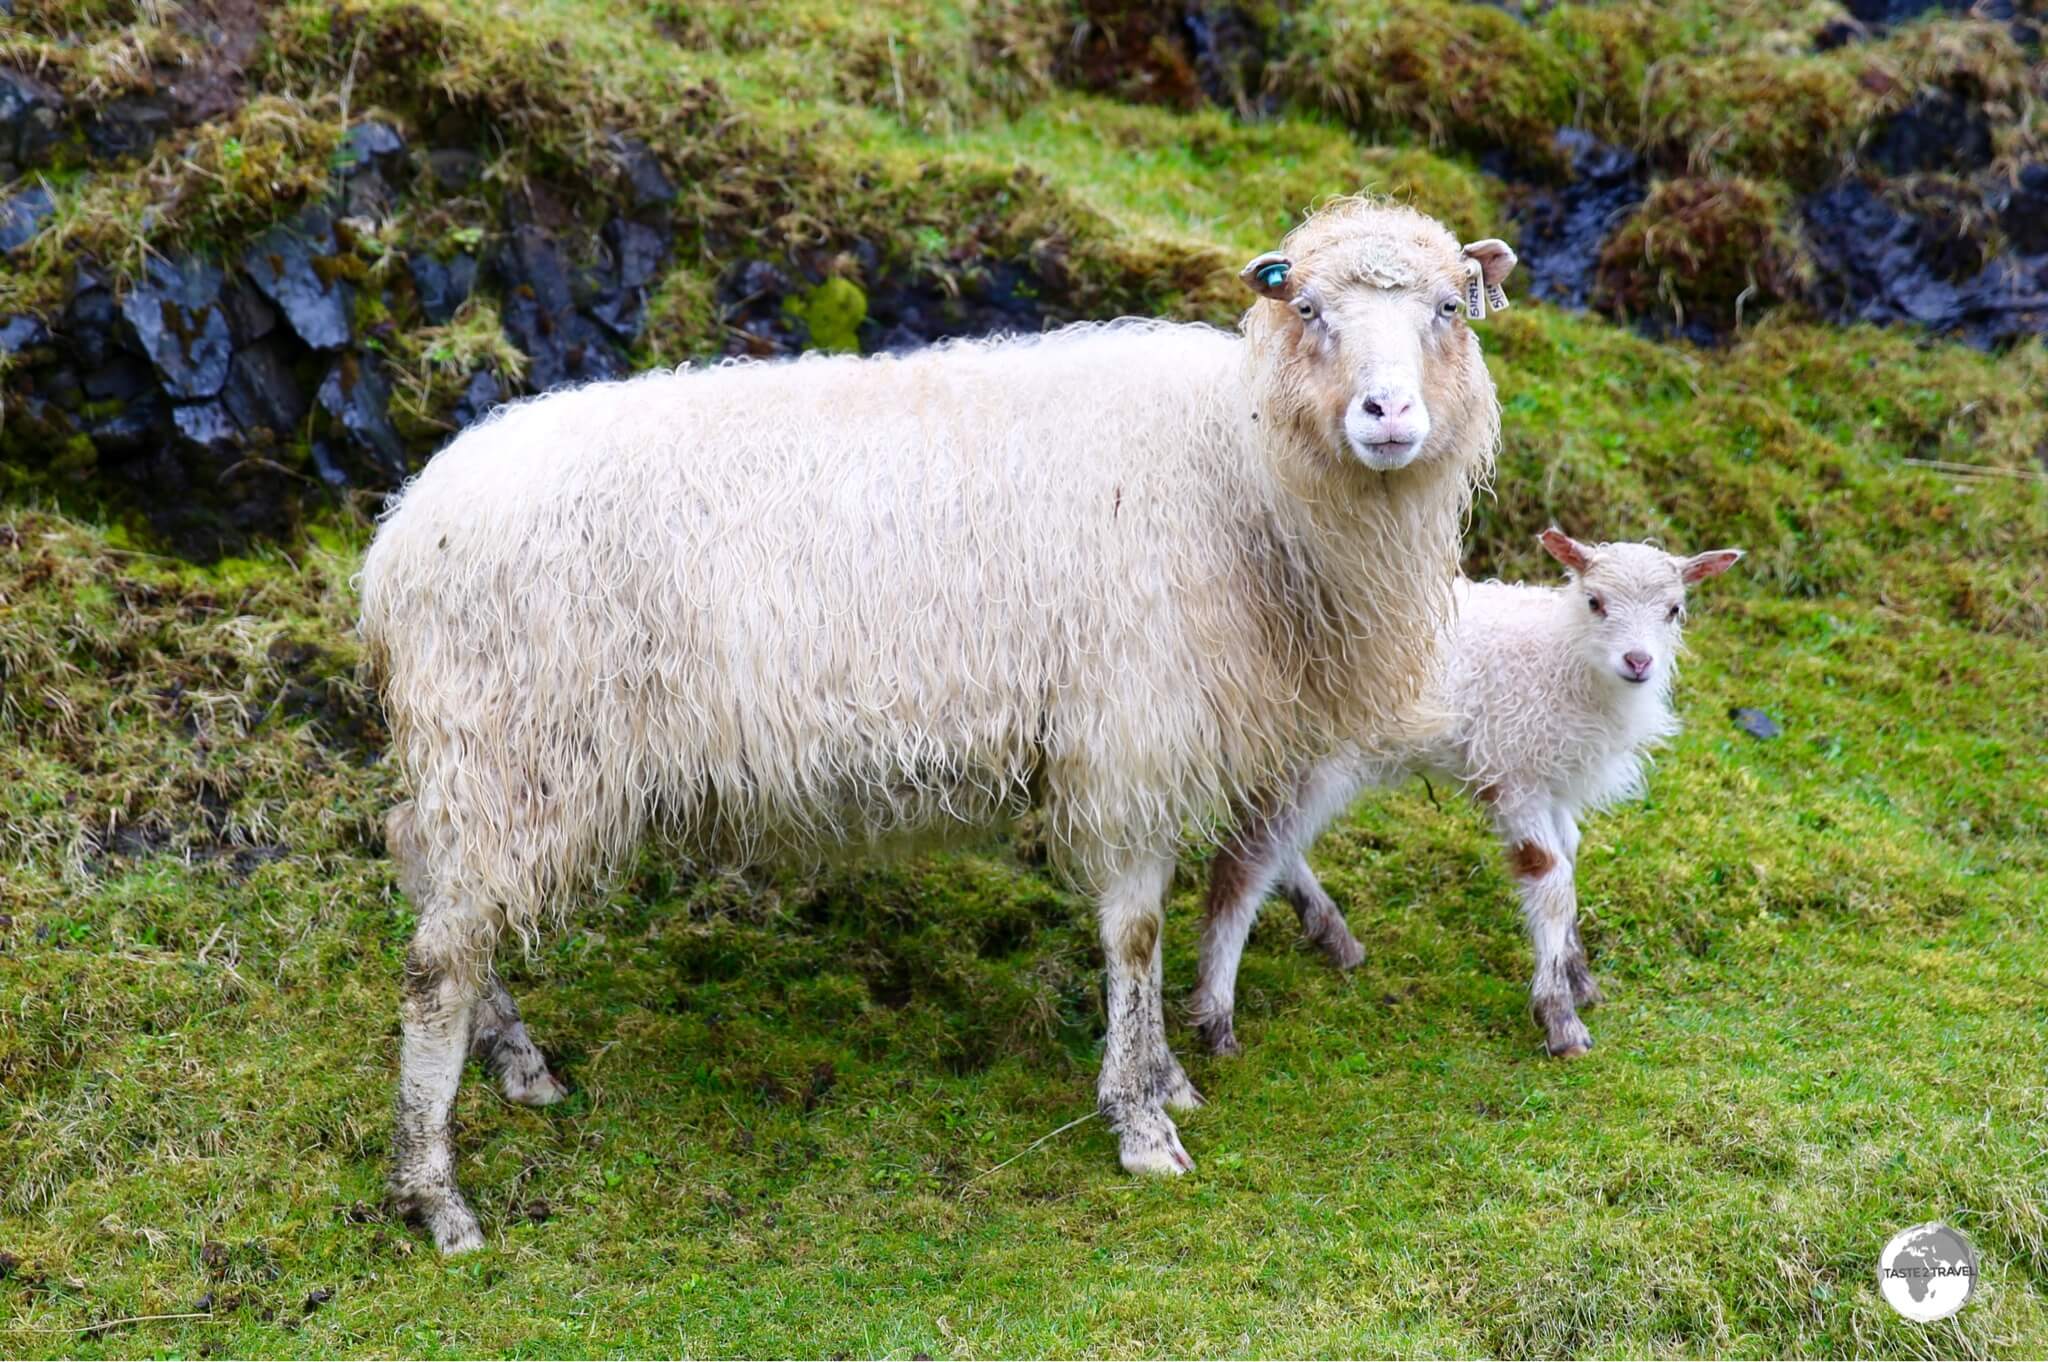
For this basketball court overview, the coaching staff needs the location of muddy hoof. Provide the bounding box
[391,1187,484,1255]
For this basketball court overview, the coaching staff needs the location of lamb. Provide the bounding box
[357,197,1519,1253]
[1189,529,1743,1060]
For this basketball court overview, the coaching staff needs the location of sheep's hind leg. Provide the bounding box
[390,907,493,1255]
[471,970,569,1107]
[1099,854,1196,1174]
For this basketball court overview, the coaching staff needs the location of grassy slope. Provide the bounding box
[4,1,2048,1356]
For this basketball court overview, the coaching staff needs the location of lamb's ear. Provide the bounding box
[1677,548,1744,584]
[1240,251,1296,301]
[1538,527,1593,574]
[1461,238,1517,317]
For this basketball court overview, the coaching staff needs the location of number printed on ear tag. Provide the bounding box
[1486,282,1510,313]
[1464,265,1486,320]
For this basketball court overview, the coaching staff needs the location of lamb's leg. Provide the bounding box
[1548,808,1600,1009]
[1099,854,1197,1175]
[471,970,569,1107]
[391,908,492,1253]
[1190,827,1289,1058]
[1277,854,1366,971]
[1191,759,1370,1056]
[1500,811,1590,1059]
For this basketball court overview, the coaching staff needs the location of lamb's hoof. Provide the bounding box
[1117,1110,1195,1176]
[392,1187,484,1255]
[504,1066,570,1107]
[1196,1019,1242,1059]
[1318,932,1367,971]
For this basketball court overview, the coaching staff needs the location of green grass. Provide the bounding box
[4,0,2048,1355]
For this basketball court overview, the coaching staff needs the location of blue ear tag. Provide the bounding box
[1260,262,1290,290]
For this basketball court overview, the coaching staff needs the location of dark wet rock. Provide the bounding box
[1866,90,1993,176]
[1504,128,1647,310]
[0,183,55,253]
[1059,1,1272,112]
[1730,707,1782,740]
[609,134,676,211]
[863,261,1049,352]
[1814,16,1870,49]
[496,225,626,391]
[82,355,154,403]
[82,389,167,456]
[222,339,307,438]
[1805,177,2048,346]
[1,68,65,174]
[241,211,354,350]
[1843,0,1965,22]
[119,255,233,400]
[2002,163,2048,255]
[0,314,47,355]
[316,353,407,481]
[448,368,504,433]
[424,147,484,190]
[171,400,239,451]
[220,277,279,346]
[588,217,670,341]
[85,96,174,162]
[308,439,349,487]
[407,251,477,324]
[61,270,119,368]
[340,121,406,177]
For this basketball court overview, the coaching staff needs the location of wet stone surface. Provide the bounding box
[1499,128,1647,310]
[242,210,355,351]
[119,255,234,400]
[1865,90,1994,176]
[1,68,65,176]
[85,96,174,162]
[496,224,627,391]
[316,353,408,481]
[0,182,55,252]
[407,251,477,324]
[1804,177,2048,346]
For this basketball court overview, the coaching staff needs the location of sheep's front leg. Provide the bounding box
[1549,809,1601,1010]
[1099,854,1198,1175]
[471,970,570,1107]
[1500,812,1591,1059]
[390,907,493,1254]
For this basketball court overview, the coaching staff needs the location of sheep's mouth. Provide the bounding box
[1351,436,1421,470]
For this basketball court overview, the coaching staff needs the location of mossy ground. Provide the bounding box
[4,1,2048,1357]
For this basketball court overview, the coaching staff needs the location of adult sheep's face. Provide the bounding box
[1241,204,1517,474]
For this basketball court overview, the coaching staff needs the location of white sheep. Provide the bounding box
[358,198,1519,1253]
[1189,529,1743,1060]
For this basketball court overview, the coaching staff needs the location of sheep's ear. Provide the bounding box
[1538,527,1593,574]
[1677,548,1744,584]
[1461,239,1518,287]
[1461,239,1517,316]
[1240,252,1296,301]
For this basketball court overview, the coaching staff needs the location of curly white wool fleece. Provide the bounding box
[361,262,1495,951]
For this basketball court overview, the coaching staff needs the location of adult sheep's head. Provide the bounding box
[1240,198,1515,476]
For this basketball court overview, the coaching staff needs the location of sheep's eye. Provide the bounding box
[1438,297,1461,318]
[1587,594,1605,615]
[1666,603,1683,623]
[1293,296,1316,320]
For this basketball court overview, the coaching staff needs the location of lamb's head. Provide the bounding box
[1240,198,1516,474]
[1540,529,1744,690]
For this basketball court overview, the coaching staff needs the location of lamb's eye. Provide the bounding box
[1439,297,1461,318]
[1587,594,1604,615]
[1293,296,1316,320]
[1666,603,1683,622]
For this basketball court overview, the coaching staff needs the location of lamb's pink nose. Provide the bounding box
[1622,650,1654,681]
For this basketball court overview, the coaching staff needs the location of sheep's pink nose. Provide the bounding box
[1361,395,1414,420]
[1622,650,1654,680]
